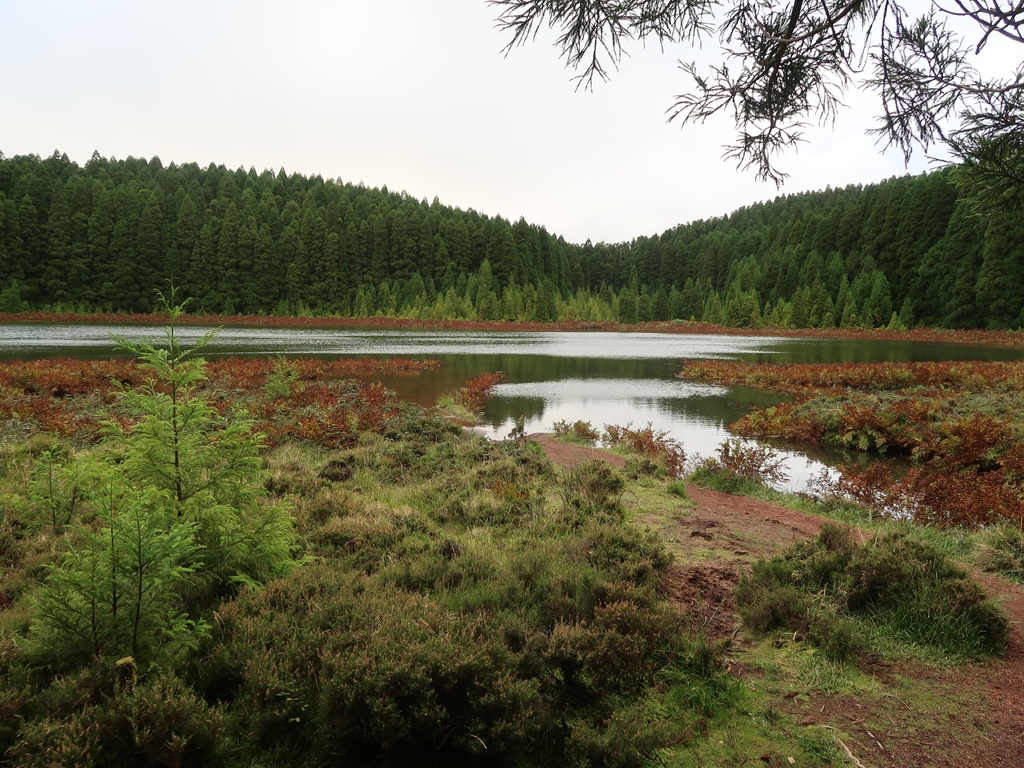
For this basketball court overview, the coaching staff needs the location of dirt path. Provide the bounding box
[532,435,1024,768]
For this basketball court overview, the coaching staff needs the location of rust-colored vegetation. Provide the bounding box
[679,360,1024,528]
[452,371,506,413]
[604,422,687,478]
[0,356,440,450]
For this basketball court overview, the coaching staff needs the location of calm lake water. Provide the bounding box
[3,323,1023,490]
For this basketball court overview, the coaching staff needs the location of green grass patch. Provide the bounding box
[976,522,1024,584]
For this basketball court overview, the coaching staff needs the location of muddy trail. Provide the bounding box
[532,435,1024,767]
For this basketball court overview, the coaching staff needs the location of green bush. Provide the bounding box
[688,462,766,495]
[806,609,862,662]
[566,697,673,768]
[7,663,224,768]
[735,580,812,635]
[202,515,694,767]
[559,461,625,518]
[579,522,672,587]
[736,526,1009,659]
[666,478,690,499]
[552,419,601,445]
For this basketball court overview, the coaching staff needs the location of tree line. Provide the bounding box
[1,150,1021,329]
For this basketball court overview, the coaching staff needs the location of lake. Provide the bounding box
[3,323,1023,490]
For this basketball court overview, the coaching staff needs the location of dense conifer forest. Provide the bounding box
[1,150,1022,329]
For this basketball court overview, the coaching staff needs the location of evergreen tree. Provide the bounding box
[448,218,472,272]
[863,272,893,327]
[87,182,115,309]
[487,221,520,289]
[106,184,142,310]
[368,212,390,283]
[679,278,703,320]
[286,238,311,313]
[976,215,1024,328]
[30,295,294,670]
[789,286,811,328]
[133,190,165,308]
[172,194,200,286]
[15,194,42,303]
[252,223,279,310]
[618,286,639,324]
[535,279,558,322]
[474,259,499,319]
[42,181,72,305]
[389,202,421,281]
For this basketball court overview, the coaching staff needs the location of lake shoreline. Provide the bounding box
[2,311,1022,348]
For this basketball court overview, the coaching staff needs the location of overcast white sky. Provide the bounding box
[1,1,983,244]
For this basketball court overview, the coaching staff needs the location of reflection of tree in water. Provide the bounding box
[431,354,680,386]
[485,397,546,428]
[658,386,792,423]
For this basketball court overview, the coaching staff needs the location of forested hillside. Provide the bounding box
[1,150,1021,329]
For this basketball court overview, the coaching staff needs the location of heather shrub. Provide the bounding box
[7,663,224,768]
[559,460,625,517]
[203,506,700,767]
[578,522,672,587]
[736,526,1009,659]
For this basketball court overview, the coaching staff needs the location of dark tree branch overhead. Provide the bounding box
[489,0,1024,211]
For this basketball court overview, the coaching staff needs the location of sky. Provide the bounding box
[0,0,996,244]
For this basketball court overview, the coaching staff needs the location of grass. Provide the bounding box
[433,393,477,422]
[976,522,1024,584]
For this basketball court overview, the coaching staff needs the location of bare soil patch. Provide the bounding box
[533,434,1024,767]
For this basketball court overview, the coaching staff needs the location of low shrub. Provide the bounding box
[7,663,224,768]
[666,478,689,499]
[603,423,686,478]
[735,580,812,635]
[736,526,1009,659]
[691,439,789,493]
[552,419,601,444]
[452,371,505,413]
[559,461,625,517]
[689,462,766,496]
[202,557,698,766]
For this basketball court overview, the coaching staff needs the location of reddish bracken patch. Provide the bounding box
[0,356,431,449]
[682,359,1024,530]
[453,371,505,413]
[604,423,687,477]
